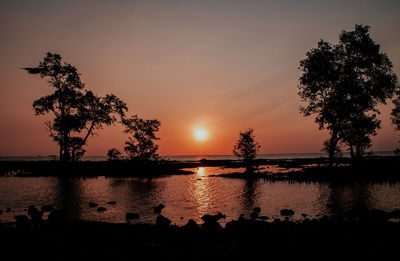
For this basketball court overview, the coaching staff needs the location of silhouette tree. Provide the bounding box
[123,116,161,161]
[299,25,398,164]
[340,113,380,159]
[233,128,260,172]
[321,139,343,163]
[24,52,128,161]
[107,148,122,161]
[392,90,400,154]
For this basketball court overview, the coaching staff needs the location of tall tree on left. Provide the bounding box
[24,52,128,161]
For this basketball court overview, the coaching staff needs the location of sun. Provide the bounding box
[194,127,209,141]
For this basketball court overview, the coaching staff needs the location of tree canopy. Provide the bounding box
[123,116,161,161]
[233,128,260,172]
[24,52,128,161]
[392,90,400,154]
[298,25,398,163]
[107,148,122,161]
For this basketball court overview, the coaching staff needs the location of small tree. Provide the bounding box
[24,52,128,161]
[233,128,260,172]
[123,116,161,161]
[107,148,122,161]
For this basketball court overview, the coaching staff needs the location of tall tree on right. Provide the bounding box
[392,90,400,154]
[298,25,398,165]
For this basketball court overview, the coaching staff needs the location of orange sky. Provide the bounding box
[0,0,399,156]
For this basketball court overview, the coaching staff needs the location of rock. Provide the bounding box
[14,215,30,227]
[280,209,295,216]
[125,213,140,220]
[201,212,226,223]
[366,209,389,221]
[0,209,2,215]
[28,205,43,223]
[250,207,261,219]
[97,207,107,212]
[301,213,308,218]
[156,215,171,227]
[201,212,226,229]
[48,209,66,223]
[41,205,54,212]
[107,201,116,205]
[184,219,199,230]
[250,212,259,219]
[89,202,98,208]
[154,204,165,214]
[27,205,38,215]
[319,215,329,222]
[6,208,11,212]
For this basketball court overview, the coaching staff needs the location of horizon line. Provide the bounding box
[0,150,395,158]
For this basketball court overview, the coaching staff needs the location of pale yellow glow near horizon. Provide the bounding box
[194,127,209,141]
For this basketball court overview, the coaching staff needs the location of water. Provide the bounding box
[1,166,400,226]
[0,151,395,162]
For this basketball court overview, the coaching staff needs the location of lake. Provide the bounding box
[1,166,400,226]
[0,151,395,162]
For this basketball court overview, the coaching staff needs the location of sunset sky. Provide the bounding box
[0,0,399,156]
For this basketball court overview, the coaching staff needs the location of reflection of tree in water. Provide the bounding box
[320,183,373,217]
[53,177,83,220]
[238,179,260,217]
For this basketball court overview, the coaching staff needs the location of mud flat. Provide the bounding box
[1,209,400,260]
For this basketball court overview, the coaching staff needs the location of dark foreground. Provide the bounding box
[2,211,400,260]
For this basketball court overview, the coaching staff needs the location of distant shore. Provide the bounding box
[1,150,396,161]
[215,156,400,182]
[0,156,399,182]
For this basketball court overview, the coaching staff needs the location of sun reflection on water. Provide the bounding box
[197,167,205,176]
[190,172,211,217]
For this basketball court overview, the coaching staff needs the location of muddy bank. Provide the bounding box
[2,210,400,260]
[214,156,400,182]
[0,160,194,177]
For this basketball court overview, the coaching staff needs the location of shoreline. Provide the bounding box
[2,209,400,259]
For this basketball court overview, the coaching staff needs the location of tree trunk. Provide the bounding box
[356,145,362,159]
[63,131,70,162]
[349,144,355,160]
[59,145,63,162]
[328,130,339,167]
[71,122,95,162]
